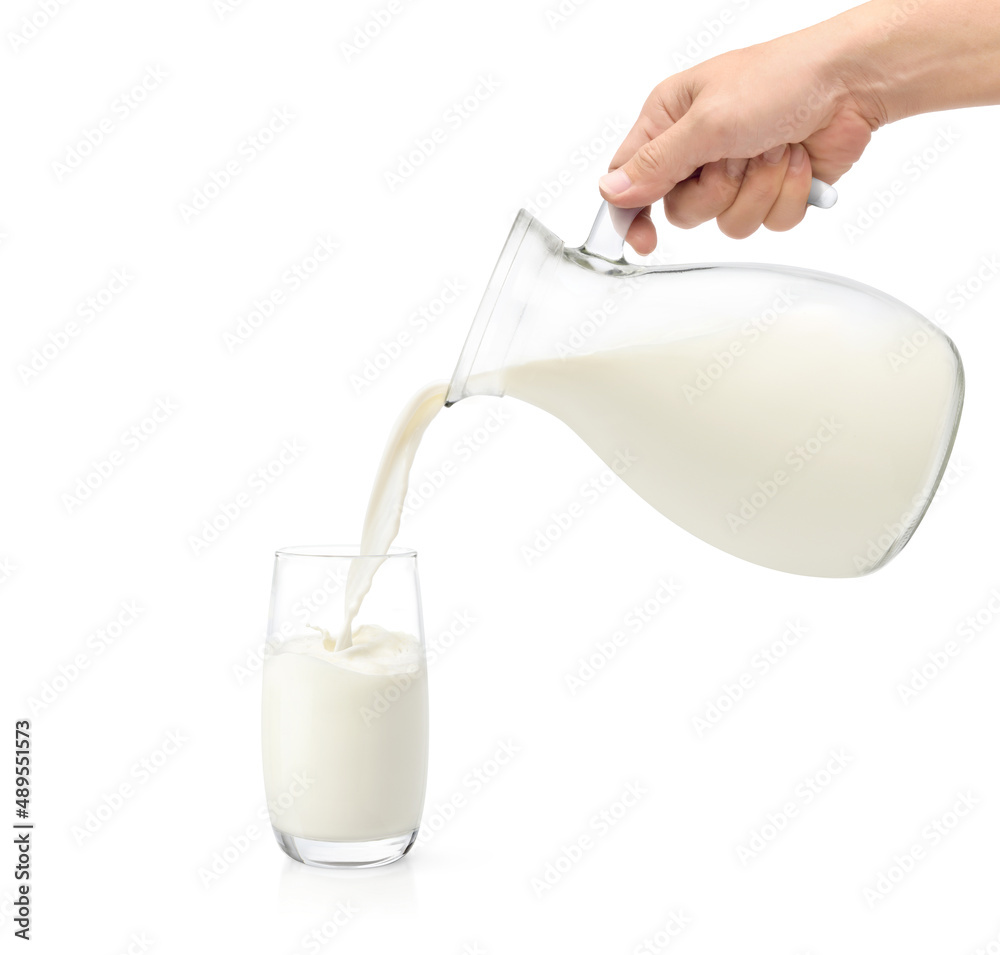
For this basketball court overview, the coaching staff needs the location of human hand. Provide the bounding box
[600,25,881,251]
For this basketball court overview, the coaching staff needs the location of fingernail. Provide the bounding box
[599,167,632,197]
[763,144,787,164]
[725,157,747,179]
[789,144,806,171]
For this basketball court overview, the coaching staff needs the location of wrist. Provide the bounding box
[815,0,1000,126]
[809,3,905,128]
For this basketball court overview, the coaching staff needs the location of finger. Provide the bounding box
[609,112,667,176]
[664,158,747,229]
[608,79,696,172]
[599,115,706,209]
[716,145,790,239]
[624,206,656,255]
[763,144,813,232]
[804,116,873,185]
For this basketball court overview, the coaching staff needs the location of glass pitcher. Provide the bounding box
[446,204,964,579]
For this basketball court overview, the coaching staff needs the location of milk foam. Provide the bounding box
[290,625,423,675]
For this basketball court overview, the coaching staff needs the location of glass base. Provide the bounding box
[272,826,419,868]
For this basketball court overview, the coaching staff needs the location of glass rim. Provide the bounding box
[275,544,417,559]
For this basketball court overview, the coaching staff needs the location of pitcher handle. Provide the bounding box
[582,176,838,261]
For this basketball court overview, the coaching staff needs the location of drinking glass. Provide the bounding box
[261,546,429,868]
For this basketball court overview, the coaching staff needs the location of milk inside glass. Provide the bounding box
[262,624,428,842]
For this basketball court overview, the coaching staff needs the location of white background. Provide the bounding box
[2,0,999,952]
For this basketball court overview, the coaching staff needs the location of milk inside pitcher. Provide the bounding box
[447,208,964,578]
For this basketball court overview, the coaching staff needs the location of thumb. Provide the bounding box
[599,115,708,208]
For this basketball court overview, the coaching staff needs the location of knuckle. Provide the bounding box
[687,108,737,158]
[647,82,673,112]
[741,172,781,203]
[632,139,667,178]
[667,166,738,230]
[706,173,741,206]
[697,112,729,144]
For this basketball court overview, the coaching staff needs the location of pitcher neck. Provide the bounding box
[446,210,564,405]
